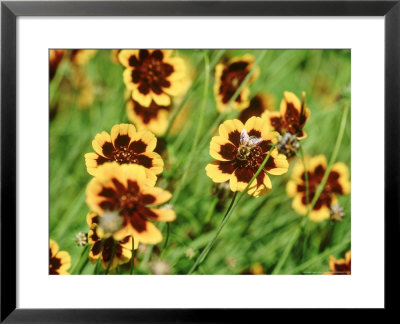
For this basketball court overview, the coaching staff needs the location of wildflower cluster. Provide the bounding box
[49,49,351,275]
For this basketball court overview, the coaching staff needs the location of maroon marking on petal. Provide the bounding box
[283,103,302,135]
[136,205,159,220]
[102,142,114,157]
[219,143,237,160]
[120,236,131,244]
[92,215,100,224]
[248,129,261,137]
[136,154,153,168]
[162,63,174,77]
[234,167,254,183]
[327,171,344,194]
[49,256,62,274]
[128,55,140,67]
[130,212,147,233]
[132,70,140,83]
[131,99,170,125]
[264,157,277,171]
[114,134,131,149]
[112,178,126,194]
[238,95,265,123]
[270,116,283,133]
[127,180,140,194]
[91,241,103,256]
[99,187,116,198]
[90,227,100,242]
[218,161,235,174]
[100,201,116,211]
[96,155,109,166]
[151,81,163,94]
[142,194,156,205]
[227,130,241,147]
[138,83,150,95]
[101,237,114,262]
[151,50,163,61]
[159,79,171,88]
[314,165,325,177]
[129,140,147,154]
[139,49,149,61]
[258,140,272,153]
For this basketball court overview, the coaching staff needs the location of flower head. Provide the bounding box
[205,117,289,197]
[214,54,259,113]
[238,93,275,123]
[151,258,171,275]
[119,49,187,107]
[86,211,137,270]
[330,204,345,221]
[126,99,170,137]
[86,163,176,244]
[49,239,71,275]
[286,155,351,222]
[327,250,351,275]
[277,133,300,158]
[262,91,311,139]
[85,123,163,184]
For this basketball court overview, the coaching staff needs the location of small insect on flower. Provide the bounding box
[330,204,345,221]
[262,91,311,139]
[205,117,289,197]
[49,239,71,275]
[75,232,88,247]
[277,133,300,158]
[86,211,137,270]
[86,163,176,245]
[126,99,170,137]
[325,250,351,275]
[85,123,163,184]
[119,49,188,107]
[286,155,351,222]
[214,54,260,113]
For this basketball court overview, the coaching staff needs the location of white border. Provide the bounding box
[17,17,384,308]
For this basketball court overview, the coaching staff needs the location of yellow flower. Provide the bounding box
[86,163,176,245]
[262,91,311,139]
[126,99,170,137]
[325,250,351,275]
[85,123,163,184]
[119,49,187,107]
[238,93,276,123]
[214,54,259,113]
[286,155,351,222]
[205,117,288,197]
[49,239,71,275]
[86,211,138,270]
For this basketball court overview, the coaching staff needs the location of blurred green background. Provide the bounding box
[50,49,351,275]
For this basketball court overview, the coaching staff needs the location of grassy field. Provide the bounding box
[49,49,351,275]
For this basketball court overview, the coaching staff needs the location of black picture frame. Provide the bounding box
[1,0,399,321]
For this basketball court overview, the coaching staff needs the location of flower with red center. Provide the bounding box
[85,123,163,184]
[86,211,137,270]
[286,155,351,222]
[86,163,176,244]
[126,99,170,137]
[205,117,289,197]
[69,49,97,66]
[325,251,351,275]
[262,91,311,139]
[238,93,276,123]
[49,49,66,81]
[49,239,71,275]
[119,49,187,107]
[214,54,259,113]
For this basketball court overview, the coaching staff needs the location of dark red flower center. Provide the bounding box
[129,50,174,95]
[49,249,62,274]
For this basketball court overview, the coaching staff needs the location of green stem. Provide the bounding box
[130,236,136,275]
[70,244,89,274]
[204,197,219,224]
[189,144,276,274]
